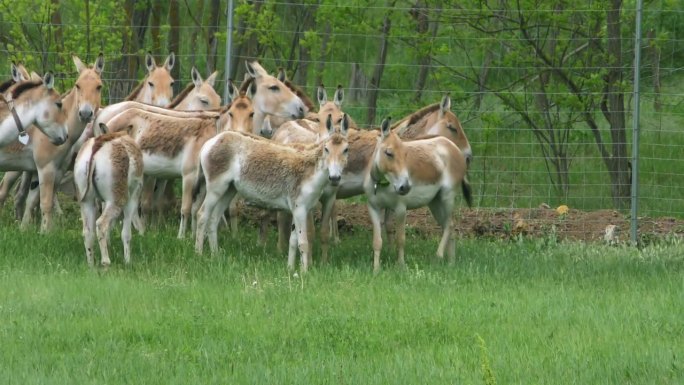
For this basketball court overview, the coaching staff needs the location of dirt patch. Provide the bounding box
[239,201,684,245]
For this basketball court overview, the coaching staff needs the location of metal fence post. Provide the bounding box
[631,0,643,244]
[223,0,235,102]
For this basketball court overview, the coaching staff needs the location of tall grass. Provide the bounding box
[0,206,682,384]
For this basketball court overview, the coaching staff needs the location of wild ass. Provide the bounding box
[124,52,176,107]
[240,61,309,136]
[194,115,349,272]
[0,72,69,147]
[74,123,144,267]
[364,118,472,273]
[219,79,254,134]
[0,54,105,232]
[102,107,224,238]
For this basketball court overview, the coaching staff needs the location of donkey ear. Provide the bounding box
[340,113,350,137]
[440,94,451,113]
[10,63,21,82]
[205,71,219,88]
[248,80,257,99]
[43,71,55,89]
[325,114,334,135]
[94,53,105,75]
[380,116,392,138]
[164,52,175,71]
[16,64,31,81]
[277,67,286,82]
[191,66,203,88]
[245,61,257,78]
[29,71,42,81]
[333,85,344,107]
[317,84,328,106]
[145,52,157,72]
[226,79,237,103]
[73,55,87,73]
[98,122,109,135]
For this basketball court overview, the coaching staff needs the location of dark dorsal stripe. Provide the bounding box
[0,79,15,94]
[391,103,441,130]
[124,79,145,101]
[11,80,43,100]
[283,79,315,110]
[166,83,194,109]
[238,77,254,94]
[234,101,249,109]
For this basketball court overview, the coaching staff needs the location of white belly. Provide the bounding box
[143,153,182,177]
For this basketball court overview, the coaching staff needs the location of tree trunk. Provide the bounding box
[189,0,205,69]
[366,9,393,126]
[647,29,662,112]
[604,0,630,209]
[411,1,440,103]
[150,0,164,54]
[206,0,221,73]
[314,23,331,87]
[168,0,181,93]
[50,0,64,66]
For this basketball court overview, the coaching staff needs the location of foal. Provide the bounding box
[194,117,349,272]
[74,123,144,267]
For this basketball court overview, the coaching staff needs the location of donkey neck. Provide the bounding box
[62,88,89,145]
[0,101,37,146]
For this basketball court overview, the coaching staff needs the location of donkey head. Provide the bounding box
[323,113,350,186]
[72,53,105,122]
[245,61,307,121]
[143,52,175,107]
[374,117,411,195]
[429,94,472,166]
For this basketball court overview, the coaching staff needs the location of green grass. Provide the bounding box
[0,206,683,385]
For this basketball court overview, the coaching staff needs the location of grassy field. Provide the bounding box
[0,207,682,385]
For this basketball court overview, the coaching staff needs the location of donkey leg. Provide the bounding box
[14,172,32,221]
[277,211,292,254]
[429,196,455,262]
[330,200,341,244]
[0,171,21,208]
[319,196,336,264]
[177,174,195,239]
[367,203,385,274]
[96,203,122,267]
[122,192,141,265]
[394,206,408,269]
[228,199,239,234]
[207,189,235,253]
[37,164,57,233]
[257,209,273,246]
[289,206,311,273]
[140,176,156,227]
[80,200,97,267]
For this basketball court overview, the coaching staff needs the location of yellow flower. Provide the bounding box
[556,205,569,215]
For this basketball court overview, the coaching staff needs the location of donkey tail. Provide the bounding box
[192,160,205,202]
[462,176,473,208]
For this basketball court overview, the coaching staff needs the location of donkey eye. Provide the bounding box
[269,85,279,92]
[75,84,81,90]
[448,124,458,132]
[343,147,349,155]
[148,81,154,87]
[228,112,233,118]
[170,81,175,87]
[324,147,330,154]
[55,101,63,109]
[96,85,102,91]
[384,149,394,158]
[200,98,209,105]
[249,112,254,118]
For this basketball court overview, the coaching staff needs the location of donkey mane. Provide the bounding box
[0,79,15,94]
[391,103,441,130]
[11,80,43,99]
[238,76,315,111]
[166,83,194,109]
[92,131,128,158]
[238,77,254,94]
[124,79,145,101]
[283,79,315,111]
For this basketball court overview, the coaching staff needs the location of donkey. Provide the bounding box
[0,54,105,232]
[219,79,255,134]
[124,52,176,107]
[194,116,349,272]
[165,66,220,111]
[74,123,144,267]
[240,61,309,136]
[393,94,472,166]
[271,84,349,144]
[102,107,224,238]
[0,72,69,147]
[364,118,472,273]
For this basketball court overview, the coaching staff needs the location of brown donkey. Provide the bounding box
[74,123,144,267]
[364,118,472,273]
[194,115,349,272]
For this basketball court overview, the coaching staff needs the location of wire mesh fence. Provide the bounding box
[1,0,683,242]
